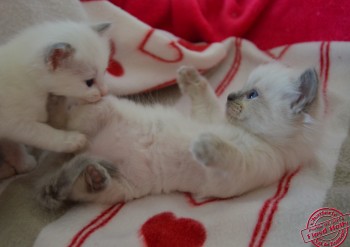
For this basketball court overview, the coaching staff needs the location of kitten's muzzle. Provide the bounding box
[226,93,244,118]
[226,102,243,115]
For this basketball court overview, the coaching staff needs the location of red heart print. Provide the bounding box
[140,212,206,247]
[107,40,124,77]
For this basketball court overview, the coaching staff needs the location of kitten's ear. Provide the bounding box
[91,23,111,35]
[291,68,319,113]
[46,43,75,71]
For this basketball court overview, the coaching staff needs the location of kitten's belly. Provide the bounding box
[87,121,142,161]
[86,116,205,192]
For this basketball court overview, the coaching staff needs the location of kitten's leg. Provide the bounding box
[38,154,122,209]
[191,133,285,197]
[7,121,87,153]
[0,140,37,180]
[0,160,16,180]
[46,94,69,129]
[177,66,223,123]
[191,133,241,167]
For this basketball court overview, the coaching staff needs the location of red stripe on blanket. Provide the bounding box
[215,38,242,96]
[68,203,125,247]
[249,168,300,247]
[139,29,184,63]
[248,174,287,247]
[264,45,291,60]
[320,42,331,114]
[257,168,300,247]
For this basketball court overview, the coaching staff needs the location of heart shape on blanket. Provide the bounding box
[140,212,206,247]
[107,41,124,77]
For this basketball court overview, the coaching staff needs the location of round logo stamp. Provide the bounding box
[301,207,350,247]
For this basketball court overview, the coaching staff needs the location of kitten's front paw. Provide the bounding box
[62,132,87,153]
[177,66,207,95]
[191,133,223,166]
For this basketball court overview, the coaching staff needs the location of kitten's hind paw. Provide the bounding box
[38,182,68,210]
[84,164,110,192]
[37,170,73,210]
[176,66,208,95]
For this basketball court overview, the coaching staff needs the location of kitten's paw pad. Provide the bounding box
[63,133,87,152]
[177,66,207,94]
[191,133,221,166]
[84,164,109,192]
[39,183,66,210]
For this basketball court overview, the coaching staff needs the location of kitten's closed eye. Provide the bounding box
[246,89,259,99]
[85,79,94,87]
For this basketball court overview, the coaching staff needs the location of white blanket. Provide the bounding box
[31,1,350,247]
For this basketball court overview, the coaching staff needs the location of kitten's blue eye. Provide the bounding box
[247,89,259,99]
[85,79,94,87]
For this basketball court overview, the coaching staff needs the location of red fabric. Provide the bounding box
[109,0,350,50]
[245,0,350,49]
[109,0,271,43]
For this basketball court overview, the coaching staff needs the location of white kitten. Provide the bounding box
[0,21,110,154]
[38,63,323,209]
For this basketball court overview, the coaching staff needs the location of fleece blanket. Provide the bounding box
[0,1,350,247]
[109,0,350,49]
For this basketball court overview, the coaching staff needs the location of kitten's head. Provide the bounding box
[226,63,320,141]
[31,21,111,103]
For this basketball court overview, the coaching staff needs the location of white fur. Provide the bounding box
[44,63,323,205]
[0,21,110,153]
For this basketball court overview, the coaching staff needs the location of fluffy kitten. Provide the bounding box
[0,21,110,155]
[38,63,322,209]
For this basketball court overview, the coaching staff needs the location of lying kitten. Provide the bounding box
[38,63,322,209]
[0,21,110,154]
